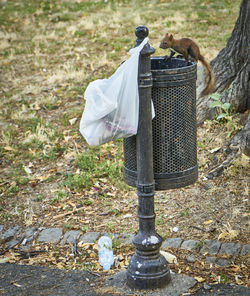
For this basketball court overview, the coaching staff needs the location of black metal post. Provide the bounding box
[126,26,171,290]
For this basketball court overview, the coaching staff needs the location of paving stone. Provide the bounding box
[186,255,196,263]
[206,256,216,264]
[216,258,231,267]
[162,238,183,249]
[219,242,241,256]
[101,232,118,239]
[200,240,221,255]
[37,228,62,243]
[0,225,21,242]
[193,283,250,295]
[60,230,81,246]
[181,240,200,251]
[79,232,100,244]
[24,227,37,238]
[0,225,3,233]
[117,233,134,245]
[240,244,250,256]
[23,227,40,244]
[6,239,19,248]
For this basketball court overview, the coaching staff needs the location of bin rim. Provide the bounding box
[151,56,196,74]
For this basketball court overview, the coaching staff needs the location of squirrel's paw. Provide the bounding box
[163,55,170,61]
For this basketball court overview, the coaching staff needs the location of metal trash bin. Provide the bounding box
[123,57,198,190]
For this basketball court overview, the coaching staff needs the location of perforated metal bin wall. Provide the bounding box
[123,57,198,190]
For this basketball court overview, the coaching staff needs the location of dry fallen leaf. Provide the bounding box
[119,261,125,268]
[64,136,72,142]
[160,250,178,264]
[35,174,52,182]
[78,242,94,248]
[210,147,221,153]
[4,146,17,152]
[218,229,239,240]
[23,166,32,175]
[218,232,228,240]
[12,282,22,288]
[69,118,77,125]
[203,220,213,225]
[230,265,241,272]
[194,276,206,283]
[0,257,10,263]
[235,278,244,285]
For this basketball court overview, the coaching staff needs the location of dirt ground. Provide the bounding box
[0,0,248,289]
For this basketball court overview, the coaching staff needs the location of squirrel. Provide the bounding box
[159,33,215,96]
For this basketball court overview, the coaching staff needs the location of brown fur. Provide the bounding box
[160,33,215,96]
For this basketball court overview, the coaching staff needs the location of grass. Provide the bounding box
[0,0,246,239]
[62,140,126,193]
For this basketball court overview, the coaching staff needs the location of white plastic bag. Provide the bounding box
[79,37,153,146]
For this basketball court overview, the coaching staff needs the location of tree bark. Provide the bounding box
[197,0,250,156]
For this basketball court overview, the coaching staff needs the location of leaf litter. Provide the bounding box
[0,0,248,289]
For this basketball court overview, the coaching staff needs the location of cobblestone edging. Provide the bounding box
[1,225,249,267]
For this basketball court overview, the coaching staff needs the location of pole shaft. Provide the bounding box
[126,26,171,290]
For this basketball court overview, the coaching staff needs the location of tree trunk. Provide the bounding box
[197,0,250,157]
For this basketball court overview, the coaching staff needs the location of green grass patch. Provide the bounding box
[62,140,126,193]
[0,0,107,29]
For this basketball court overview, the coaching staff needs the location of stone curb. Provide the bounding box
[1,225,249,268]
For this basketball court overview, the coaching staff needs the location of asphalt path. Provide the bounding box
[0,263,249,296]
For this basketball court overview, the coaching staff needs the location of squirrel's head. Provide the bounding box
[159,33,173,49]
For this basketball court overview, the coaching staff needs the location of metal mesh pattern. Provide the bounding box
[123,57,198,190]
[152,83,197,174]
[123,135,137,171]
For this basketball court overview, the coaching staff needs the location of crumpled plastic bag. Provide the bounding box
[79,37,154,146]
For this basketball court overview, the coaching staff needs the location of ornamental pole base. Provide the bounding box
[127,252,171,290]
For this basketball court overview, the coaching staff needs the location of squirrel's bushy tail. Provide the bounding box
[199,54,215,96]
